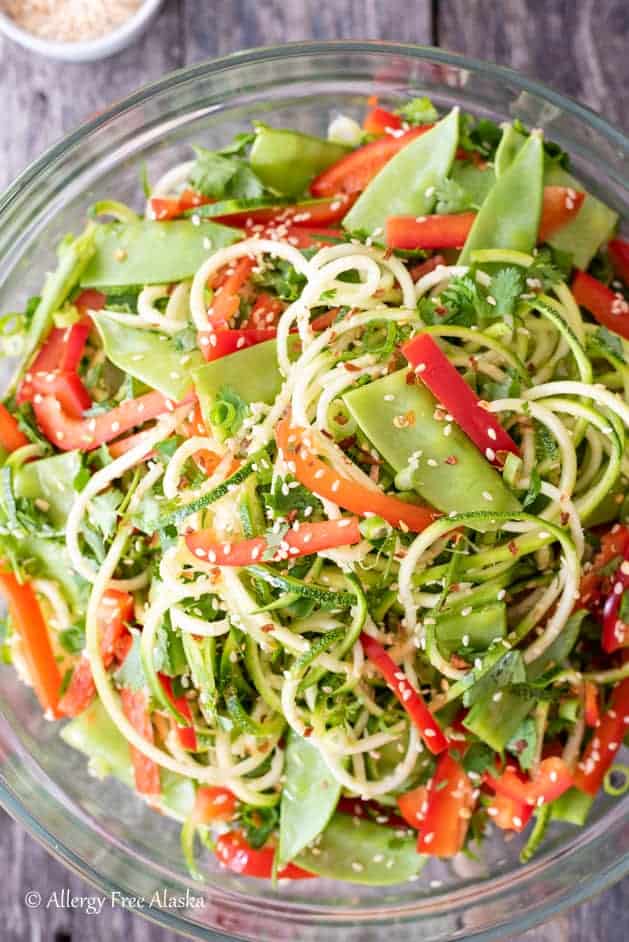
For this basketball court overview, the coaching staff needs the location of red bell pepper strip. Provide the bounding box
[363,107,403,136]
[408,255,447,282]
[396,785,430,829]
[247,292,285,328]
[0,404,28,453]
[149,190,213,221]
[402,333,520,467]
[208,257,255,329]
[573,677,629,796]
[484,757,573,807]
[73,288,106,315]
[601,541,629,653]
[487,792,534,832]
[359,631,447,754]
[572,270,629,341]
[199,327,278,363]
[577,525,629,611]
[59,589,134,718]
[260,225,342,249]
[310,126,432,197]
[277,419,438,532]
[32,389,193,452]
[19,314,93,418]
[386,187,584,251]
[584,681,600,728]
[386,213,477,250]
[193,786,237,823]
[120,688,161,797]
[608,238,629,286]
[215,831,315,879]
[0,569,62,717]
[416,752,475,855]
[216,194,355,230]
[537,185,585,242]
[336,796,410,830]
[186,517,362,566]
[158,673,197,750]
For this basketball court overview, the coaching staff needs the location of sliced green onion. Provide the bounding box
[604,764,629,797]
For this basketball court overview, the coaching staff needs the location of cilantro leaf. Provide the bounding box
[240,803,279,849]
[188,144,266,201]
[114,629,146,691]
[419,276,490,328]
[462,741,495,776]
[463,649,527,708]
[490,267,524,318]
[89,489,123,541]
[522,468,542,509]
[395,96,438,126]
[252,258,307,302]
[434,177,476,215]
[592,326,625,362]
[506,715,538,771]
[527,247,572,289]
[153,615,187,677]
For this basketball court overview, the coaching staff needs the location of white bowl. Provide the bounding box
[0,0,163,62]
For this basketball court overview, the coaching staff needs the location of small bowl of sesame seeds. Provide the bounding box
[0,0,163,62]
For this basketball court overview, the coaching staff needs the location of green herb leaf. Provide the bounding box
[490,267,524,318]
[114,629,146,691]
[506,715,538,770]
[189,143,266,201]
[58,624,86,655]
[396,96,439,126]
[522,468,542,509]
[594,326,625,362]
[240,803,279,850]
[153,616,188,677]
[462,741,495,776]
[252,258,307,302]
[434,177,476,215]
[463,649,526,708]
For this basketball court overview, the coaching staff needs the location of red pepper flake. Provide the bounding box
[508,540,518,557]
[445,455,458,465]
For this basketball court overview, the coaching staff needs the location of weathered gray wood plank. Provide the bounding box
[438,0,629,131]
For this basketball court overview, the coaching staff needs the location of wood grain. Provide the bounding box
[0,1,627,940]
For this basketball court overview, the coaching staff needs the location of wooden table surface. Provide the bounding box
[0,1,627,939]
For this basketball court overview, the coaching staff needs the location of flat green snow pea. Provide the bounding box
[493,125,618,268]
[344,369,520,516]
[12,224,96,391]
[61,699,195,817]
[192,337,297,434]
[343,108,460,235]
[450,159,496,207]
[80,219,242,288]
[93,312,203,400]
[14,451,81,528]
[435,601,507,653]
[278,730,341,865]
[459,131,544,264]
[295,812,424,884]
[249,126,350,197]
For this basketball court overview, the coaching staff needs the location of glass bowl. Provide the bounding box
[0,41,628,942]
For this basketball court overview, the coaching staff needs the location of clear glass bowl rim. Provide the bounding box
[0,39,627,942]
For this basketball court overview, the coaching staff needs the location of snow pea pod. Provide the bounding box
[343,369,520,517]
[80,219,242,288]
[249,126,350,197]
[459,131,544,264]
[278,730,341,865]
[295,812,424,884]
[493,125,617,268]
[14,451,81,528]
[436,601,507,653]
[93,312,203,400]
[343,107,459,235]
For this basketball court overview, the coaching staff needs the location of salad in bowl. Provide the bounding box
[1,93,628,887]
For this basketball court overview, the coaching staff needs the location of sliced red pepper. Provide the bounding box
[208,257,255,329]
[260,225,342,249]
[0,569,62,717]
[577,525,629,611]
[19,318,92,418]
[359,631,447,754]
[601,541,629,653]
[186,517,362,566]
[158,673,197,751]
[584,681,600,728]
[487,792,534,832]
[363,107,403,136]
[247,292,285,328]
[193,786,237,823]
[310,126,432,197]
[416,753,475,855]
[608,238,629,286]
[484,757,573,807]
[215,831,315,879]
[120,688,161,797]
[396,785,430,829]
[149,191,213,221]
[408,255,447,282]
[217,194,355,230]
[59,589,134,718]
[573,677,629,796]
[402,333,520,467]
[386,213,477,250]
[73,288,106,315]
[33,389,193,452]
[572,270,629,341]
[199,327,277,363]
[277,419,438,532]
[0,403,28,453]
[538,185,585,242]
[386,187,584,251]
